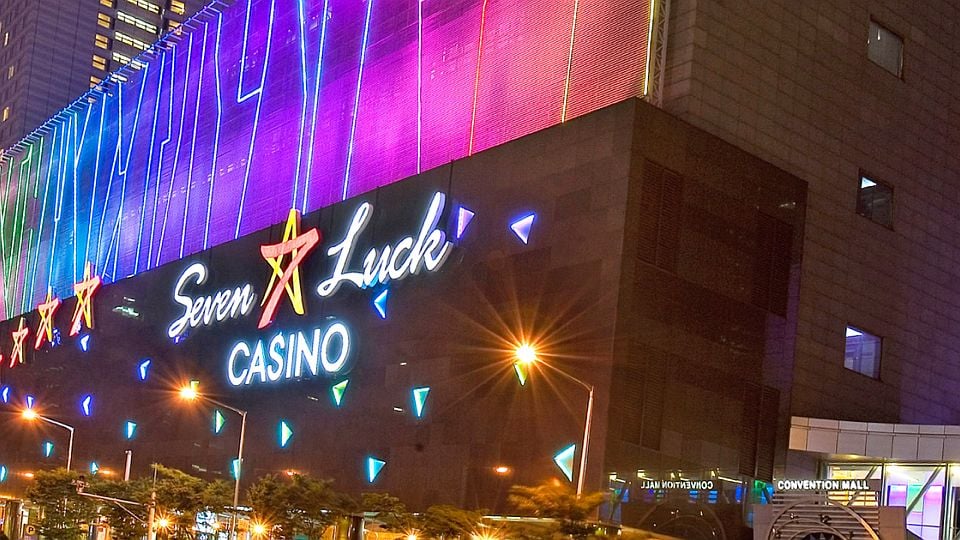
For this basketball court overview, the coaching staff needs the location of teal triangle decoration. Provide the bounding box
[0,465,6,482]
[90,461,100,475]
[332,379,349,407]
[366,456,386,483]
[279,421,293,447]
[43,441,54,458]
[231,459,241,479]
[213,410,226,434]
[125,421,137,440]
[412,387,430,418]
[554,444,576,482]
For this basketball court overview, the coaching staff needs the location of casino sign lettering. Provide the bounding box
[166,192,455,387]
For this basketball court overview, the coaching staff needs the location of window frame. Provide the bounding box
[867,17,904,79]
[856,170,894,230]
[843,324,883,380]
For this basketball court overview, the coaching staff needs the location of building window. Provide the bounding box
[92,54,108,71]
[117,11,159,34]
[100,0,114,7]
[1,107,9,122]
[97,12,112,29]
[169,0,186,15]
[856,173,893,228]
[114,31,150,51]
[90,75,103,88]
[844,326,881,379]
[95,34,110,50]
[6,65,12,79]
[867,19,903,77]
[127,0,161,14]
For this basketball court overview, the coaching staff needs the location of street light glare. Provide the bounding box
[156,517,170,529]
[252,522,268,536]
[515,343,538,365]
[179,386,198,401]
[21,408,38,420]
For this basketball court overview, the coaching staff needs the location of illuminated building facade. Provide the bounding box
[0,0,207,150]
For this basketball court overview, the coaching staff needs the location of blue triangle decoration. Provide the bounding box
[0,386,9,403]
[554,444,576,482]
[81,395,93,416]
[279,421,293,447]
[125,421,137,440]
[79,334,91,352]
[412,387,430,418]
[510,213,536,244]
[43,441,54,458]
[366,456,386,483]
[25,395,35,409]
[456,206,475,239]
[138,359,152,381]
[373,289,389,319]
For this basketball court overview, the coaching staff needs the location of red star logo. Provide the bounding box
[70,262,102,336]
[35,288,61,349]
[10,318,29,367]
[258,209,321,329]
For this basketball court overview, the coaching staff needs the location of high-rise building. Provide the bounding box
[0,0,208,150]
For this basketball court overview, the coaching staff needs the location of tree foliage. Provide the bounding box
[420,505,485,539]
[247,473,348,539]
[508,481,606,539]
[25,469,98,540]
[360,492,417,532]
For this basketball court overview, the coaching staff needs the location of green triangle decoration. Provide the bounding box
[332,379,349,407]
[554,444,576,482]
[213,410,226,434]
[514,363,528,386]
[279,421,293,448]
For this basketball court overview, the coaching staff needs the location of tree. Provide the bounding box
[508,481,606,539]
[420,505,485,539]
[25,469,98,540]
[247,473,347,539]
[360,492,417,532]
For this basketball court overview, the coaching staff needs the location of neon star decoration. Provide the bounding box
[70,263,102,337]
[10,318,29,367]
[258,209,321,329]
[34,289,61,349]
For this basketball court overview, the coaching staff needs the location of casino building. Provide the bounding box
[0,0,958,539]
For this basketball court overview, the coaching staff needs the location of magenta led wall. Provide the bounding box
[0,0,651,318]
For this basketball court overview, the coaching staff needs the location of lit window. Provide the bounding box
[6,65,12,79]
[167,19,180,30]
[111,51,146,70]
[97,13,112,29]
[169,0,186,15]
[90,75,103,88]
[3,33,8,47]
[127,0,161,14]
[95,34,110,49]
[856,173,893,228]
[117,11,158,34]
[844,326,881,379]
[114,31,150,51]
[1,107,9,122]
[867,19,903,77]
[92,54,108,71]
[100,0,114,6]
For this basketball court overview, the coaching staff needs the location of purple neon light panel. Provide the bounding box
[0,0,651,318]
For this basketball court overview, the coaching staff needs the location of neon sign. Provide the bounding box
[34,289,61,350]
[167,263,257,338]
[227,321,351,386]
[10,318,29,367]
[316,192,452,297]
[69,263,102,337]
[258,209,321,329]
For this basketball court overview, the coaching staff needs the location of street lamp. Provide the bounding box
[22,408,75,472]
[178,382,248,540]
[513,343,595,497]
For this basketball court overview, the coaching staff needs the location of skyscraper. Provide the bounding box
[0,0,208,150]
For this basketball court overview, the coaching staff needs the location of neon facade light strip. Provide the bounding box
[0,0,653,320]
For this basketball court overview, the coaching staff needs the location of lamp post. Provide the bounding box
[514,344,595,497]
[22,408,75,472]
[179,384,248,540]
